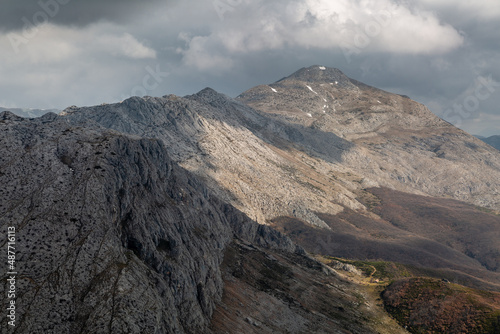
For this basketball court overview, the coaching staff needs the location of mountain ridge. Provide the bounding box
[0,109,410,334]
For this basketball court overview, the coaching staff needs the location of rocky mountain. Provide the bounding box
[0,111,405,333]
[238,66,500,210]
[478,135,500,151]
[61,89,359,229]
[2,65,500,333]
[59,66,500,282]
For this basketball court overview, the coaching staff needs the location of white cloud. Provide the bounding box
[96,33,157,59]
[1,23,156,64]
[176,0,464,70]
[177,35,233,71]
[461,113,500,136]
[0,0,495,118]
[0,22,159,108]
[4,24,79,64]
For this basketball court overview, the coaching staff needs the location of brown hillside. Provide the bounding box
[269,187,500,291]
[382,278,500,333]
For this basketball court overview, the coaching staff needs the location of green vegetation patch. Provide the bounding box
[325,256,412,281]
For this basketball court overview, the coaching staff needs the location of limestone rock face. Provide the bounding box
[62,90,362,229]
[238,66,440,135]
[0,111,299,333]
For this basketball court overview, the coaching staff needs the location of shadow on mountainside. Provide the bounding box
[62,89,355,165]
[187,87,356,164]
[269,187,500,292]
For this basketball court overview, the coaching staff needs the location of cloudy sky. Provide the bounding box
[1,0,499,136]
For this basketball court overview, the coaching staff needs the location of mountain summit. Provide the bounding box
[277,65,353,85]
[239,65,436,131]
[238,66,500,210]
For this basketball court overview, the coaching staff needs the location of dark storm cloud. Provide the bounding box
[0,0,498,135]
[0,0,165,32]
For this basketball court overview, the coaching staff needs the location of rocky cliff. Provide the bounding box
[61,66,500,228]
[61,89,361,230]
[0,111,303,333]
[0,109,411,333]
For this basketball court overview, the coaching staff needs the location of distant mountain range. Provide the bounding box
[2,65,500,333]
[476,134,500,151]
[0,106,60,118]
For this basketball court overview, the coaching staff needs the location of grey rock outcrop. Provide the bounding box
[60,67,500,226]
[52,66,500,286]
[0,111,300,333]
[330,261,362,275]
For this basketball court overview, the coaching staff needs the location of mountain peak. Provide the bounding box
[189,87,232,106]
[194,87,223,98]
[278,65,350,85]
